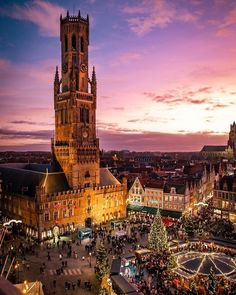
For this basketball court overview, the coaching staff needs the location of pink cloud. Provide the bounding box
[112,52,141,66]
[0,0,65,37]
[221,7,236,28]
[0,58,55,131]
[122,0,199,36]
[216,28,233,38]
[145,86,213,105]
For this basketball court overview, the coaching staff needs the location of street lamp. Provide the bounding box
[0,219,22,249]
[89,252,92,267]
[14,261,20,283]
[107,278,112,295]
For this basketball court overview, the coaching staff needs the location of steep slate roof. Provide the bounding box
[100,168,121,186]
[0,164,69,197]
[0,164,120,198]
[201,145,227,152]
[219,174,236,191]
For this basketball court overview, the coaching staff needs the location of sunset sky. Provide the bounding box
[0,0,236,152]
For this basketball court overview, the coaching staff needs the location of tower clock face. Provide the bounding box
[80,63,88,73]
[83,131,88,138]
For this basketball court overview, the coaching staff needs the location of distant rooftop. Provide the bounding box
[201,145,227,152]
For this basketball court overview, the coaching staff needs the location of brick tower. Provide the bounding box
[53,11,100,189]
[228,121,236,158]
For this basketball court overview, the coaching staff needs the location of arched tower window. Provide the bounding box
[72,35,76,50]
[80,37,84,52]
[64,35,68,52]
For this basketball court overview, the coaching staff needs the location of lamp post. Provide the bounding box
[89,252,92,267]
[0,219,22,249]
[107,278,112,295]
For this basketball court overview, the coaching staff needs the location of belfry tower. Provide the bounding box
[53,11,100,189]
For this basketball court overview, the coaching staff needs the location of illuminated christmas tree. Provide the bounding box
[190,280,198,295]
[99,287,108,295]
[95,242,109,281]
[148,209,168,252]
[207,267,216,294]
[183,215,195,238]
[166,253,177,269]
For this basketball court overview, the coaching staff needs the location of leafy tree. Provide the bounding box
[148,209,168,252]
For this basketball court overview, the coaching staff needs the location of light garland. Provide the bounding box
[173,251,236,280]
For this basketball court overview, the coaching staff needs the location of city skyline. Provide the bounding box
[0,0,236,152]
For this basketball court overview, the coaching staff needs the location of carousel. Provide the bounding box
[173,251,236,282]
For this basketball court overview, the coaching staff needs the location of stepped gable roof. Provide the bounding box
[0,163,69,197]
[100,168,121,186]
[201,145,227,152]
[219,174,236,191]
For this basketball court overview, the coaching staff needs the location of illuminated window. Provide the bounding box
[62,209,67,218]
[54,211,59,220]
[45,212,50,222]
[69,208,73,217]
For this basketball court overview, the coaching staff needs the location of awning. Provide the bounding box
[127,204,182,219]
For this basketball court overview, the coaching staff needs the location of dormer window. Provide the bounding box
[170,187,176,194]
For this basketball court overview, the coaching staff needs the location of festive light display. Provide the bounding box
[173,251,236,281]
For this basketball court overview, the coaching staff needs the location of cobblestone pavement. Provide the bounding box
[5,236,99,295]
[3,223,149,295]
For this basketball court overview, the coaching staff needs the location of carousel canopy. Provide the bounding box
[174,251,236,281]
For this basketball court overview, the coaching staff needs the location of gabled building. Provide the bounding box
[127,176,190,215]
[163,182,190,212]
[213,174,236,223]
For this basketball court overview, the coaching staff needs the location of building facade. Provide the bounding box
[127,177,190,214]
[213,174,236,223]
[0,11,127,240]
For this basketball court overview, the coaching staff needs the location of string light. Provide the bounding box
[173,251,236,281]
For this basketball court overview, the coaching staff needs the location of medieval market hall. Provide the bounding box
[0,12,127,240]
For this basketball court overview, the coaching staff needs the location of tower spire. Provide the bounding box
[92,66,96,83]
[54,66,59,84]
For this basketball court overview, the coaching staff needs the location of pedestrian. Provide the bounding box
[77,279,81,287]
[26,263,30,270]
[72,282,76,290]
[59,253,63,260]
[64,281,68,290]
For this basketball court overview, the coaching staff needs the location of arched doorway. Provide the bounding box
[85,217,92,228]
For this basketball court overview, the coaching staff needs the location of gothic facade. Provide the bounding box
[0,11,127,240]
